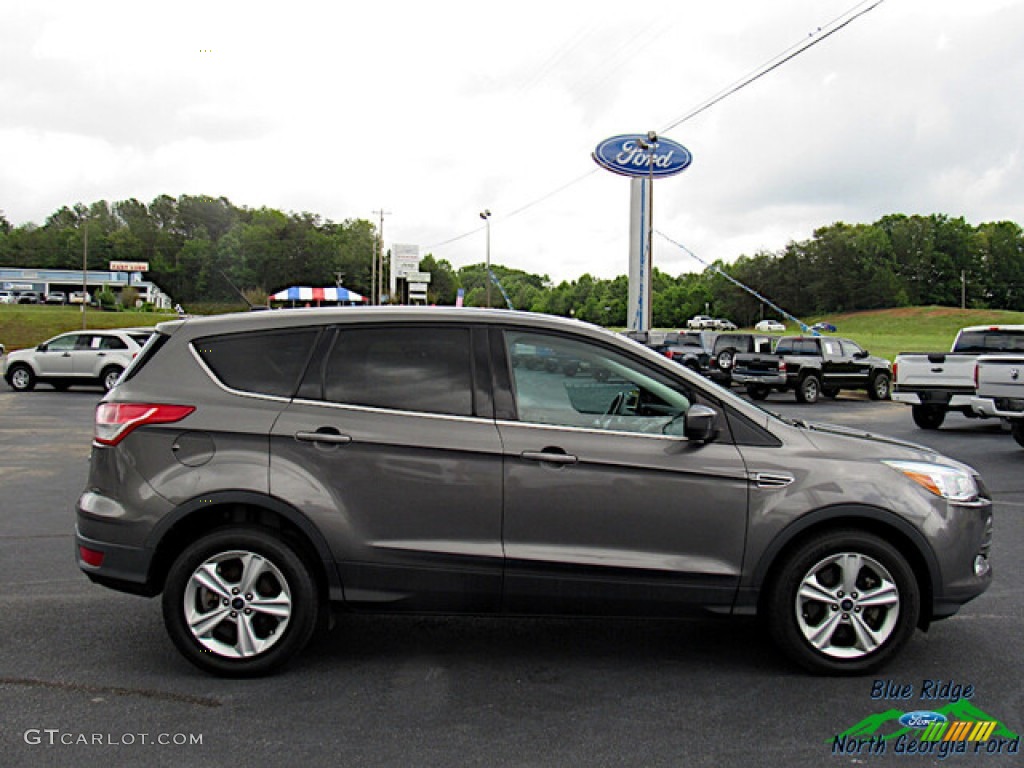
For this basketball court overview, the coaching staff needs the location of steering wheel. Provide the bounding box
[599,391,626,429]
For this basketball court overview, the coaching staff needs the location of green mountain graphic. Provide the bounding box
[833,700,1019,743]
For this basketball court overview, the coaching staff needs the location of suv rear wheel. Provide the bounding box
[101,365,124,392]
[767,530,919,674]
[162,527,319,676]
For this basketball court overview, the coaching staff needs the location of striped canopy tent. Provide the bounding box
[271,286,367,305]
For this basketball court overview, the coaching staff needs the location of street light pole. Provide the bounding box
[81,218,89,329]
[479,209,492,308]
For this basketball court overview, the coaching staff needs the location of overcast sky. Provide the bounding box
[2,0,1022,283]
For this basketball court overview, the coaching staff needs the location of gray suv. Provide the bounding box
[76,308,993,676]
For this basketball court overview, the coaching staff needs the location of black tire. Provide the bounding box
[1011,421,1024,449]
[868,372,891,401]
[911,405,945,430]
[161,527,319,677]
[101,365,124,392]
[716,348,737,371]
[795,374,821,404]
[766,529,920,674]
[7,364,36,392]
[747,384,769,401]
[822,387,840,399]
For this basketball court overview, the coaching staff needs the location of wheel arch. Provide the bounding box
[752,504,939,629]
[144,491,342,604]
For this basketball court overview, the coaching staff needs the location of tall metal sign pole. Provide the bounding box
[593,133,692,332]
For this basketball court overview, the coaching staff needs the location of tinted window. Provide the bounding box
[323,327,473,416]
[505,330,698,436]
[954,330,1024,353]
[195,328,320,397]
[47,334,79,351]
[99,335,129,350]
[840,339,865,357]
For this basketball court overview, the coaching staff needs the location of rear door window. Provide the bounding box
[321,327,474,417]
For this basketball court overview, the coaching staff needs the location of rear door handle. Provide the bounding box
[295,429,352,446]
[521,449,577,465]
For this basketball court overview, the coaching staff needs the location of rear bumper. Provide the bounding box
[733,373,787,386]
[75,525,158,596]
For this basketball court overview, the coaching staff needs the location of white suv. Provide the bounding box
[4,328,152,392]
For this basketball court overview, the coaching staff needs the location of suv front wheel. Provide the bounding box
[766,530,919,674]
[161,527,319,676]
[7,364,36,392]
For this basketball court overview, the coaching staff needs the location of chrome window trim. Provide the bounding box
[495,417,687,442]
[291,397,495,425]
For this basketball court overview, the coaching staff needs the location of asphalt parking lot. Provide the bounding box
[0,387,1020,767]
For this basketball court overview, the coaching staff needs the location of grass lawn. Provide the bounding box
[4,304,1024,360]
[0,305,178,352]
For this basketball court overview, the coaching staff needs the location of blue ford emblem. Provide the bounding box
[593,134,692,178]
[899,711,948,729]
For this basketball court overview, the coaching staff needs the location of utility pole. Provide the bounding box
[372,209,390,305]
[81,219,89,329]
[961,270,966,310]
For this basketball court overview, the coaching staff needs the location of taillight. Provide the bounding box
[779,361,787,373]
[94,403,195,446]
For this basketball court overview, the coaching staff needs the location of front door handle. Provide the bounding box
[521,449,577,465]
[295,429,352,446]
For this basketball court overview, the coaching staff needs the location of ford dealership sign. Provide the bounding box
[593,134,692,178]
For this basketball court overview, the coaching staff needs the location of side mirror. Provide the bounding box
[684,404,717,443]
[37,344,48,352]
[854,350,869,359]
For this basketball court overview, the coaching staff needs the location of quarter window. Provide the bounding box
[194,328,320,397]
[322,327,473,417]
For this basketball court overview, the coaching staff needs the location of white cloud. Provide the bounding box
[2,0,1023,283]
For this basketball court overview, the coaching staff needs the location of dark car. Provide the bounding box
[654,332,712,373]
[17,291,42,304]
[812,322,838,333]
[706,333,774,386]
[76,308,992,677]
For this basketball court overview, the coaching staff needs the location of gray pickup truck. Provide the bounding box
[732,335,892,404]
[971,354,1024,447]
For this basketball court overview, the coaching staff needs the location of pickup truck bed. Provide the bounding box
[971,355,1024,447]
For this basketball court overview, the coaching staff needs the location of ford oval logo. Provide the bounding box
[593,134,693,178]
[899,711,948,729]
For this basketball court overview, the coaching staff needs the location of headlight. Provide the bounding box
[883,460,979,502]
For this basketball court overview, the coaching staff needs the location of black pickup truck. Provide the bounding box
[731,335,892,403]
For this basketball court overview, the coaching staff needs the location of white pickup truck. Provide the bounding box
[892,324,1024,429]
[971,355,1024,447]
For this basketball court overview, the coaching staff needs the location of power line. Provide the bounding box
[424,0,885,254]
